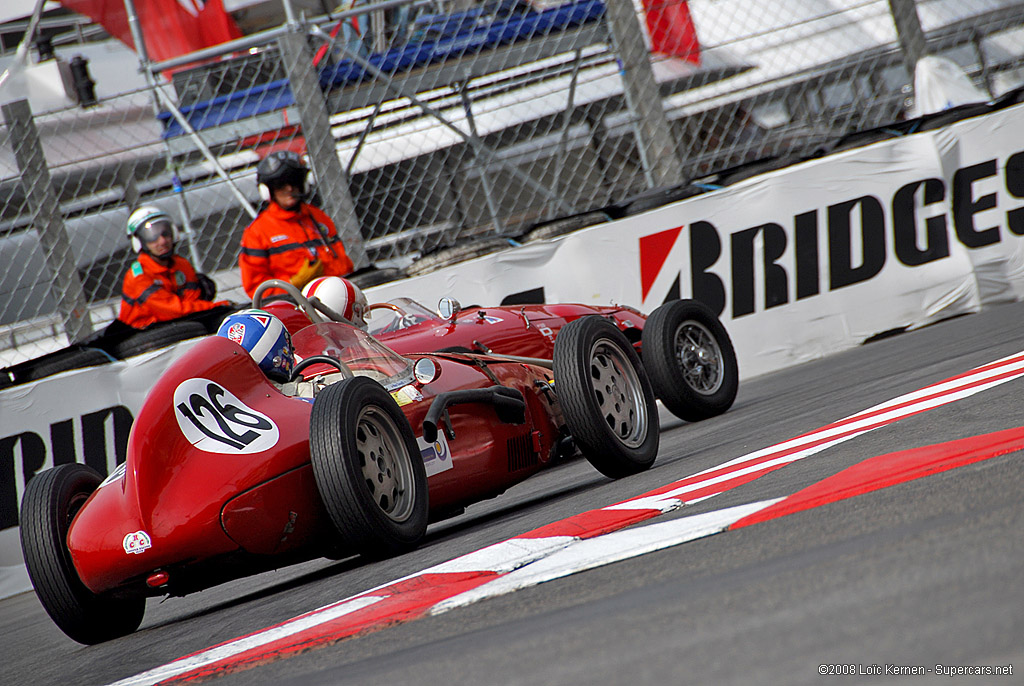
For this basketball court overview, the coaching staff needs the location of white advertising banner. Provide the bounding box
[0,340,198,590]
[2,103,1023,596]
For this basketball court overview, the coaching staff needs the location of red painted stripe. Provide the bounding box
[158,572,500,684]
[124,353,1024,686]
[730,426,1024,530]
[521,509,664,540]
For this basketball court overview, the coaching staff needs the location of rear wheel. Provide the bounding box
[553,316,659,478]
[309,377,428,558]
[20,463,145,644]
[641,299,738,421]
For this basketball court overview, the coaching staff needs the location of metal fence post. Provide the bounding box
[278,29,369,269]
[603,0,685,189]
[889,0,928,75]
[2,99,94,342]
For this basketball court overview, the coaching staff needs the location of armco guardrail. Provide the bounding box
[2,100,1023,597]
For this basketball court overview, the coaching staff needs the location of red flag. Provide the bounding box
[642,0,701,64]
[59,0,242,64]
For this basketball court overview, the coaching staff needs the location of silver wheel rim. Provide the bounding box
[674,320,724,395]
[355,407,416,523]
[589,338,647,448]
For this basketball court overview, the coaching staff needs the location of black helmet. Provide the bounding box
[256,150,309,191]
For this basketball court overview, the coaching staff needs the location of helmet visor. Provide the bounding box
[136,219,174,245]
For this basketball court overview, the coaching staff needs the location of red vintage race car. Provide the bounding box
[19,310,659,644]
[251,281,740,423]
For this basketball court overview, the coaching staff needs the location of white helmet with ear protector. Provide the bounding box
[257,150,311,202]
[126,206,177,255]
[302,276,368,329]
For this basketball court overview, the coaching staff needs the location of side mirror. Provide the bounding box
[438,297,462,320]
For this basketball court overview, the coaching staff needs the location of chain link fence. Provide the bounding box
[2,0,1024,365]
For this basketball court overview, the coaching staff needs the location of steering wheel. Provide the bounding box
[289,355,354,382]
[367,302,404,314]
[366,301,425,333]
[252,279,325,324]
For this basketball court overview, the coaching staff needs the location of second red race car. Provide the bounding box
[253,278,740,423]
[20,301,660,644]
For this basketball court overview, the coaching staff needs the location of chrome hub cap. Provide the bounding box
[356,408,415,522]
[589,339,647,448]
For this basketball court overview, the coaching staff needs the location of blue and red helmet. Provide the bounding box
[216,309,294,382]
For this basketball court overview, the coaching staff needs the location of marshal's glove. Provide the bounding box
[196,273,217,301]
[290,259,325,290]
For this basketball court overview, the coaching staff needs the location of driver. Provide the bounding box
[301,276,368,330]
[215,309,295,382]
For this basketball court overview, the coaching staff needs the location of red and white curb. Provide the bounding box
[108,350,1024,686]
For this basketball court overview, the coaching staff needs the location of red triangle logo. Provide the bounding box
[639,226,683,302]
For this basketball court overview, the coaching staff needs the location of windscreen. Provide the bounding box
[292,322,414,389]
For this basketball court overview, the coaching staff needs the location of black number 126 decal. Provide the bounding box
[177,383,273,450]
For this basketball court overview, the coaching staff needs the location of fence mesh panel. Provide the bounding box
[2,0,1024,364]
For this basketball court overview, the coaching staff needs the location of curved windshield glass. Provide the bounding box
[366,297,441,336]
[292,323,413,389]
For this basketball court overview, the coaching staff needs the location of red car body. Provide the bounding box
[262,298,645,358]
[260,294,739,424]
[22,314,660,645]
[372,299,646,358]
[66,330,565,597]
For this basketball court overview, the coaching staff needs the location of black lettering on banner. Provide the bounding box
[81,406,133,476]
[953,159,999,247]
[1006,151,1024,236]
[762,223,788,310]
[177,383,271,450]
[50,419,76,467]
[829,195,886,290]
[0,432,46,529]
[892,178,950,266]
[661,273,681,305]
[689,220,726,317]
[731,224,789,317]
[795,210,819,300]
[0,405,135,529]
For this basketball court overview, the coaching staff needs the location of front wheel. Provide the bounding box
[309,377,429,558]
[20,463,145,644]
[553,316,659,478]
[641,299,738,421]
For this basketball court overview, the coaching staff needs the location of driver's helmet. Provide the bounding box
[302,276,368,330]
[216,309,294,382]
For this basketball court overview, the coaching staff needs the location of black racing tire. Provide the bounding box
[20,348,112,382]
[553,316,659,478]
[20,463,145,644]
[112,320,207,359]
[309,376,428,558]
[349,267,407,289]
[406,237,512,277]
[522,212,607,242]
[641,299,738,421]
[619,185,703,217]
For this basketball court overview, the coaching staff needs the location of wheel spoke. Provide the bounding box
[674,321,724,395]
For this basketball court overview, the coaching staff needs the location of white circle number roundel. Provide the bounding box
[173,378,280,454]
